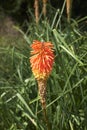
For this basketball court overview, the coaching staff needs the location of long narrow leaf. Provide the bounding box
[16,93,36,118]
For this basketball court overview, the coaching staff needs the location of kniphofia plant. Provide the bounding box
[30,40,54,130]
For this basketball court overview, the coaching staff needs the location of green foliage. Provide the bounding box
[0,9,87,130]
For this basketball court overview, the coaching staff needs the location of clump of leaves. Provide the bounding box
[0,8,87,130]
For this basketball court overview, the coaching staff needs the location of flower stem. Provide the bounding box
[37,79,51,130]
[43,107,51,130]
[66,0,72,22]
[34,0,39,23]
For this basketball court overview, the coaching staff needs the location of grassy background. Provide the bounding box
[0,9,87,130]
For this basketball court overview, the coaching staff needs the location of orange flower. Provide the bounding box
[30,40,54,80]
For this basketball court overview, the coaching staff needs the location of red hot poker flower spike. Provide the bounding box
[30,40,54,81]
[30,40,54,129]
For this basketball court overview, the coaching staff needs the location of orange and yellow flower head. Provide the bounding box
[30,40,54,80]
